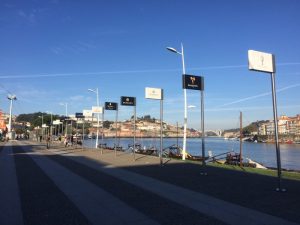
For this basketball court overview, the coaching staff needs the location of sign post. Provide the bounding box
[248,50,285,192]
[182,74,206,174]
[105,102,118,156]
[83,110,93,148]
[121,96,136,160]
[75,113,85,149]
[92,106,104,153]
[145,87,164,166]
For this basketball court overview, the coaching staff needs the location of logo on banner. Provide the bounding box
[121,96,136,106]
[190,76,196,85]
[182,74,204,91]
[105,102,118,110]
[145,87,163,100]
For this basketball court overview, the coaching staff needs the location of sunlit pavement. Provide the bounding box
[1,140,300,225]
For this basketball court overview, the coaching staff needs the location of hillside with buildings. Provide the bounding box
[88,118,201,138]
[223,114,300,143]
[6,112,300,142]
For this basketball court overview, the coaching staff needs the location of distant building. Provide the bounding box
[288,114,300,135]
[0,110,7,133]
[258,114,300,136]
[258,122,268,135]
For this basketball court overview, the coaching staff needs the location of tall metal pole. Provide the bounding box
[41,114,44,141]
[65,103,68,136]
[101,111,104,154]
[61,121,64,138]
[201,89,206,174]
[102,112,104,143]
[70,120,73,140]
[96,88,100,149]
[240,111,243,167]
[115,109,118,157]
[160,99,163,166]
[76,119,78,148]
[181,43,187,161]
[133,105,136,161]
[8,99,13,133]
[270,73,284,192]
[82,121,85,149]
[176,122,179,151]
[166,44,187,160]
[50,112,53,141]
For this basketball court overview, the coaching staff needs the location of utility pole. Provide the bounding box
[240,111,243,167]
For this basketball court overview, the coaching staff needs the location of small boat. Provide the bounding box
[245,158,267,169]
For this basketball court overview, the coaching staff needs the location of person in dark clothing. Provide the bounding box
[70,135,74,146]
[46,135,50,149]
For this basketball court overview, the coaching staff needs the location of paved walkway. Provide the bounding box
[1,140,300,225]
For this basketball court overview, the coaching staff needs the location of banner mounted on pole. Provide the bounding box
[145,87,163,100]
[105,102,118,110]
[248,50,276,73]
[60,116,70,122]
[182,74,204,91]
[120,96,136,106]
[83,110,93,117]
[92,106,103,114]
[75,112,84,119]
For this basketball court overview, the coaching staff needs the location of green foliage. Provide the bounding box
[16,112,60,130]
[103,120,113,129]
[243,123,258,136]
[138,115,156,122]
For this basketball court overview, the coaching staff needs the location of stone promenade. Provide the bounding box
[1,140,300,225]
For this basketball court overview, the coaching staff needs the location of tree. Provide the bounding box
[103,120,113,129]
[16,112,60,131]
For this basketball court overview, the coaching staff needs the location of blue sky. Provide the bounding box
[0,0,300,130]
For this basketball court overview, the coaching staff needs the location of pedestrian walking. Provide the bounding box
[71,135,74,146]
[46,135,50,149]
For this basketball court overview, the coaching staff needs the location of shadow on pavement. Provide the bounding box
[8,141,300,224]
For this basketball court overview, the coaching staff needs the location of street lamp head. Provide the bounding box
[7,94,17,100]
[166,47,180,54]
[88,88,96,93]
[188,105,196,109]
[59,102,68,107]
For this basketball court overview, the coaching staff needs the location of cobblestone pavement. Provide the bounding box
[1,140,300,225]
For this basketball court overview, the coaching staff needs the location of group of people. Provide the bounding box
[63,135,83,147]
[37,134,82,148]
[64,135,74,147]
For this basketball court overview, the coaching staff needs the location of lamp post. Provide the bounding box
[167,43,187,160]
[46,111,53,140]
[60,103,68,136]
[39,114,44,140]
[88,88,100,149]
[7,94,17,139]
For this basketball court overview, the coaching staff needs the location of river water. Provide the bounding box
[83,137,300,171]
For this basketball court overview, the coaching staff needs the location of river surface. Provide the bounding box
[83,137,300,171]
